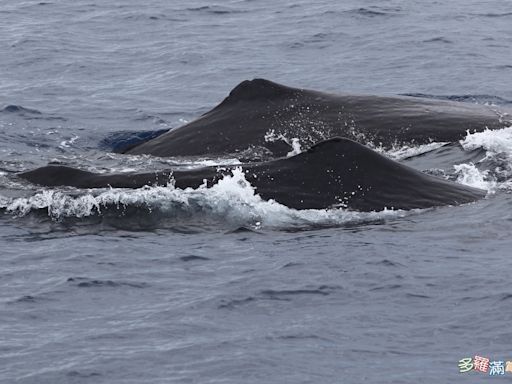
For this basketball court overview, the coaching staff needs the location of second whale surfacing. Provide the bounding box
[19,138,485,211]
[123,78,511,159]
[18,79,502,212]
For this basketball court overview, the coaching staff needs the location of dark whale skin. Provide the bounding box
[123,78,511,158]
[19,138,485,211]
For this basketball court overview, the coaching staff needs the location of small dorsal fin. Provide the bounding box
[226,78,297,101]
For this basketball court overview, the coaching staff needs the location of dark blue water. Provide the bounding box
[2,1,512,383]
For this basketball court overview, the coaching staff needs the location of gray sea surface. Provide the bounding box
[1,1,512,383]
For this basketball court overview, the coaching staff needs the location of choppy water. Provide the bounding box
[1,1,512,383]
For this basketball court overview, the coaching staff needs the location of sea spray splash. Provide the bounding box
[0,168,415,228]
[453,163,497,193]
[382,142,449,160]
[455,126,512,192]
[460,126,512,158]
[264,129,303,157]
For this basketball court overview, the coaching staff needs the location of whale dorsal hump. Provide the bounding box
[226,78,298,102]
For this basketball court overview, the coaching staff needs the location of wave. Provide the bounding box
[345,7,402,17]
[374,141,449,160]
[1,105,41,115]
[0,168,416,229]
[460,126,512,158]
[0,104,66,121]
[422,37,453,44]
[475,12,512,18]
[186,5,246,15]
[454,127,512,192]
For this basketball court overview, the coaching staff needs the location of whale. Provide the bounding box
[122,78,511,159]
[19,138,485,211]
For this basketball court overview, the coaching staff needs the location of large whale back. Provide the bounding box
[124,79,510,158]
[20,138,485,211]
[242,137,486,210]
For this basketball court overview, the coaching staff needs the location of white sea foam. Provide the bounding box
[460,126,512,158]
[453,163,497,192]
[264,129,303,157]
[286,138,302,157]
[372,141,448,160]
[385,142,449,160]
[59,135,79,148]
[13,130,512,225]
[1,168,415,227]
[454,126,512,192]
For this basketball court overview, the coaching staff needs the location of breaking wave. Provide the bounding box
[454,126,512,193]
[377,141,449,160]
[0,168,416,229]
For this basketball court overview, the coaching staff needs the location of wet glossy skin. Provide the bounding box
[124,79,511,158]
[19,138,485,211]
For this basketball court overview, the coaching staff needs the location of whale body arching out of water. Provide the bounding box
[20,138,485,211]
[18,79,512,211]
[123,78,511,158]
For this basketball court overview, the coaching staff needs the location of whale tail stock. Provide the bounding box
[18,138,485,211]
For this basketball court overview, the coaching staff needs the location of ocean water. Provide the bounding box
[1,1,512,383]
